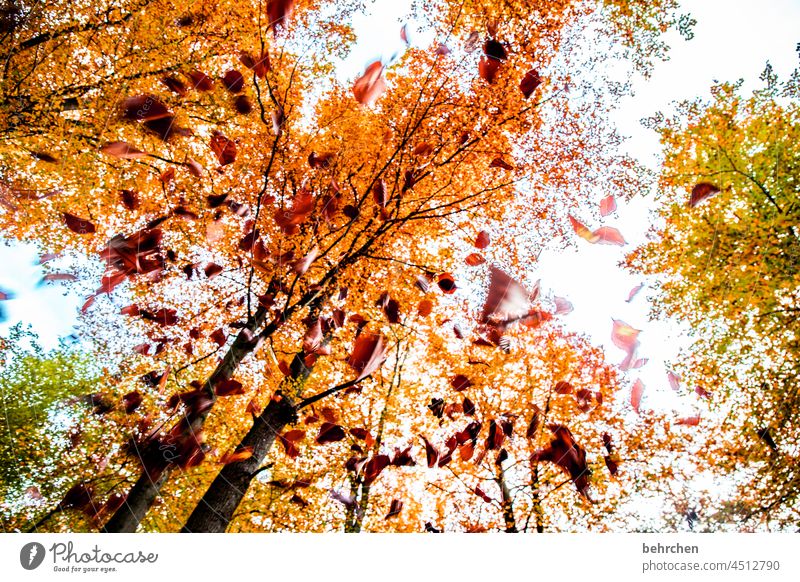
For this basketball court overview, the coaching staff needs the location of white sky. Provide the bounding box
[2,0,798,406]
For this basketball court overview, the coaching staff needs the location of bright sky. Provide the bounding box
[2,0,799,409]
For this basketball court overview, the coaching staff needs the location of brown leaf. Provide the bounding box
[210,131,237,166]
[630,379,644,414]
[316,422,346,444]
[475,230,491,249]
[385,499,403,519]
[420,435,439,468]
[599,195,616,216]
[222,70,245,93]
[122,95,171,121]
[451,374,472,392]
[162,75,187,96]
[465,252,486,266]
[489,157,514,170]
[531,424,591,497]
[520,69,542,98]
[215,379,244,396]
[689,182,720,207]
[347,332,388,381]
[100,141,149,159]
[63,212,96,234]
[417,299,433,317]
[353,60,386,106]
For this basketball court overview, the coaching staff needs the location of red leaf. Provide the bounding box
[599,195,616,216]
[316,422,346,444]
[385,499,403,519]
[676,415,701,426]
[215,379,244,396]
[420,435,439,468]
[689,182,720,207]
[417,299,433,317]
[274,188,314,233]
[667,370,681,391]
[489,157,514,170]
[63,212,96,234]
[122,391,143,413]
[210,328,227,348]
[59,482,94,511]
[293,245,319,274]
[554,296,573,315]
[480,266,533,325]
[630,379,644,414]
[122,95,171,121]
[474,486,492,503]
[372,179,389,207]
[362,454,391,485]
[222,70,245,93]
[353,60,386,106]
[475,230,491,249]
[554,381,573,394]
[188,70,214,91]
[465,252,486,266]
[451,374,472,392]
[347,332,388,381]
[233,94,253,114]
[437,273,457,294]
[520,69,542,98]
[100,141,149,159]
[161,75,187,96]
[283,429,305,442]
[267,0,295,31]
[626,283,644,303]
[204,263,223,278]
[210,131,237,166]
[531,424,590,497]
[593,226,626,246]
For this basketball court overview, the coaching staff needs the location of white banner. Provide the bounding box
[1,534,798,581]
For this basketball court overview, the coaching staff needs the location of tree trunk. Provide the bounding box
[102,306,269,533]
[100,471,169,533]
[498,464,518,533]
[181,394,296,532]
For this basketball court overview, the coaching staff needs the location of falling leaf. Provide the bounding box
[626,283,644,303]
[100,141,149,159]
[689,182,720,207]
[520,69,542,98]
[554,296,573,315]
[210,131,237,166]
[353,61,386,106]
[630,379,644,414]
[676,415,701,426]
[385,499,403,519]
[347,332,388,381]
[568,215,626,246]
[599,195,616,216]
[222,70,245,93]
[451,374,472,392]
[63,212,96,234]
[316,422,346,444]
[465,253,486,266]
[667,370,681,391]
[531,424,591,497]
[475,230,491,249]
[420,435,439,468]
[489,157,514,170]
[267,0,295,31]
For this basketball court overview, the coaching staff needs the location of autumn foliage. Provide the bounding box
[0,0,736,534]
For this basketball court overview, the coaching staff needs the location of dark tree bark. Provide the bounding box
[181,393,297,533]
[102,306,269,533]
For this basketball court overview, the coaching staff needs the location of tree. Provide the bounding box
[1,0,683,532]
[626,66,800,529]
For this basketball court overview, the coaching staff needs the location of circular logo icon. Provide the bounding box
[20,542,46,570]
